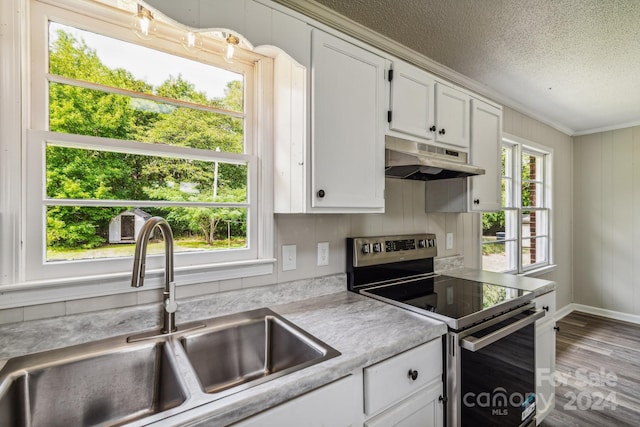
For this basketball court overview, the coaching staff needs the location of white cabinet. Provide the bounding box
[534,290,556,424]
[232,374,363,427]
[388,60,470,149]
[388,61,435,140]
[309,29,387,212]
[425,98,502,213]
[469,98,502,211]
[363,339,444,427]
[434,84,470,149]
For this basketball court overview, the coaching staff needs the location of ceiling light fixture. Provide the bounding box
[224,33,240,63]
[132,5,157,40]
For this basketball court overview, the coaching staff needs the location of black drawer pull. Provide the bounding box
[407,369,419,381]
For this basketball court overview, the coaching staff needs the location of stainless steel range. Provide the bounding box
[347,234,544,427]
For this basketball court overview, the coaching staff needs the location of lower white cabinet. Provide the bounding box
[365,381,443,427]
[534,290,556,424]
[364,339,444,427]
[232,374,363,427]
[233,338,445,427]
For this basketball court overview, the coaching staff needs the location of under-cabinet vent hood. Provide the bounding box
[385,136,485,181]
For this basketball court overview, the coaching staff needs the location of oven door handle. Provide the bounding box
[460,309,545,352]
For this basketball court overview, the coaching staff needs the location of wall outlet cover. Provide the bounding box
[446,232,454,250]
[282,245,297,271]
[317,242,329,266]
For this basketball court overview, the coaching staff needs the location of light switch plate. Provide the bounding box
[282,245,296,271]
[317,242,329,266]
[446,233,454,250]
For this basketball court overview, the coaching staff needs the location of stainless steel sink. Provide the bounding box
[0,308,340,426]
[0,340,186,427]
[178,308,340,397]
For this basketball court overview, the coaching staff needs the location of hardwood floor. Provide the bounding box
[540,311,640,427]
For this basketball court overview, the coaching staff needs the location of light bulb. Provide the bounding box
[223,34,240,63]
[132,5,156,40]
[181,31,203,52]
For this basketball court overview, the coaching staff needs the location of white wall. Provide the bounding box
[573,126,640,315]
[503,107,573,309]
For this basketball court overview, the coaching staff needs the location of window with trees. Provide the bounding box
[24,0,273,285]
[481,136,552,273]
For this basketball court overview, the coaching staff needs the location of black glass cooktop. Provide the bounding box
[361,275,533,330]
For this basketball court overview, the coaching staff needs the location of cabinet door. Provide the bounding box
[434,84,470,148]
[534,291,556,424]
[389,60,435,141]
[469,99,502,211]
[311,29,386,210]
[232,374,363,427]
[365,381,444,427]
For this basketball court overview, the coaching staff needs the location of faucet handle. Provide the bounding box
[165,281,178,314]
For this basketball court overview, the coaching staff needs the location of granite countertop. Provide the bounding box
[442,268,557,296]
[0,275,447,426]
[0,268,554,425]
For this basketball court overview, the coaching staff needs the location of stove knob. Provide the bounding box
[361,244,371,254]
[372,242,382,253]
[428,239,435,247]
[418,239,427,248]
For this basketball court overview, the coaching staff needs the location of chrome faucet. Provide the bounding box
[131,216,177,334]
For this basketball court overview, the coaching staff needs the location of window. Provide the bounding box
[482,135,552,273]
[21,0,274,290]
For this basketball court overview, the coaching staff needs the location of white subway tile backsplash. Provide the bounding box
[24,302,66,321]
[0,307,24,325]
[65,293,137,315]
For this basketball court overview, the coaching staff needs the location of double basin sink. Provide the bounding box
[0,308,340,426]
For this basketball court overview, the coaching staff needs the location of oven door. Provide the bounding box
[447,305,544,427]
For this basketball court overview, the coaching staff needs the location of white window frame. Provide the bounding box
[0,0,275,308]
[482,133,553,274]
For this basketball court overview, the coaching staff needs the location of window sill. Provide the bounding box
[518,264,556,278]
[0,258,276,310]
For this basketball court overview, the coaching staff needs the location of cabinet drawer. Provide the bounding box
[364,339,442,416]
[365,380,443,427]
[534,291,556,320]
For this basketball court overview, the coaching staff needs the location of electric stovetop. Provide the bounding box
[361,274,533,330]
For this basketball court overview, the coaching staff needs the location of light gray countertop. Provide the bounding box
[0,275,446,426]
[0,268,555,425]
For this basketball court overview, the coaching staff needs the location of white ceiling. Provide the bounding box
[297,0,640,136]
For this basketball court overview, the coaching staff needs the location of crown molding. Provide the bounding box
[573,118,640,137]
[273,0,576,136]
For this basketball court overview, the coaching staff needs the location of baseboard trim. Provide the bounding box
[554,303,640,325]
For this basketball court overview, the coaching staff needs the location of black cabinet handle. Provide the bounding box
[439,129,446,135]
[407,369,419,381]
[439,395,448,403]
[554,326,560,332]
[543,305,549,312]
[317,189,325,198]
[429,125,436,132]
[473,199,480,205]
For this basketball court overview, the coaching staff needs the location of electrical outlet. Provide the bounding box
[282,245,296,271]
[446,233,454,250]
[317,242,329,266]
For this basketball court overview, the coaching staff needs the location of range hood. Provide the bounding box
[385,136,485,181]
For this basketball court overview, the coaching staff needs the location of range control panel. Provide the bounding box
[349,234,437,267]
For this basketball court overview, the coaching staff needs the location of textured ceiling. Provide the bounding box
[307,0,640,135]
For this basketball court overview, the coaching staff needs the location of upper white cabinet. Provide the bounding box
[469,98,503,211]
[307,29,387,212]
[388,61,436,140]
[388,60,470,149]
[435,84,471,149]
